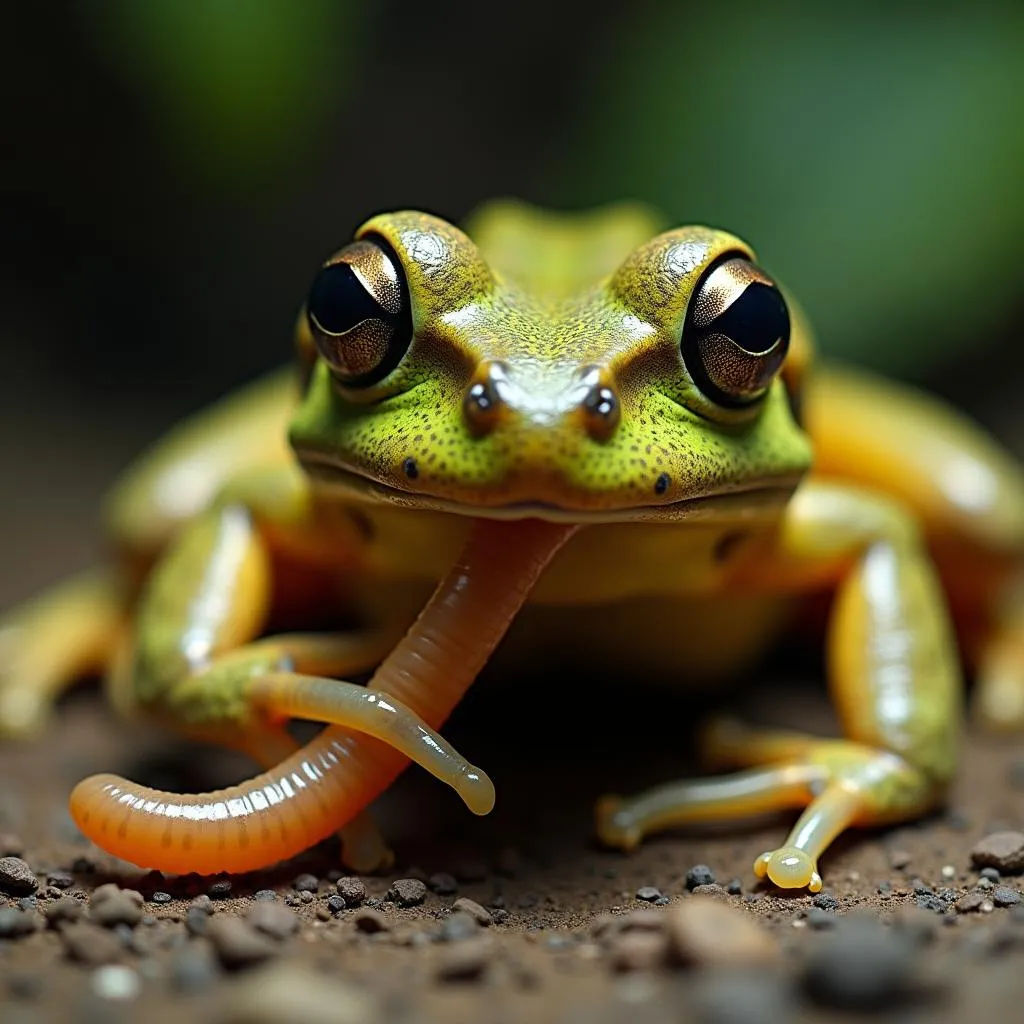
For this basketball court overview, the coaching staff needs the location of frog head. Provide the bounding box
[289,202,813,522]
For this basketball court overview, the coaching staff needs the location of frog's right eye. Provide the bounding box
[305,237,413,387]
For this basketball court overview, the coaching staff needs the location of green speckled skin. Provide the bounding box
[290,205,812,514]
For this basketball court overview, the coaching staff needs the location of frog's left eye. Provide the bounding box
[305,237,413,387]
[681,256,790,408]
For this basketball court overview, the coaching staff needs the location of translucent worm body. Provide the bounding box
[70,518,576,874]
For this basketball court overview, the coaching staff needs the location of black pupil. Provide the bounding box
[307,262,386,335]
[711,282,789,354]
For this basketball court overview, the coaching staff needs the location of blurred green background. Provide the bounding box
[2,0,1023,602]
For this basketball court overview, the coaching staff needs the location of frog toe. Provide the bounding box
[753,846,822,892]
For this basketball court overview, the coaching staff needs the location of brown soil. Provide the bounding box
[2,664,1023,1024]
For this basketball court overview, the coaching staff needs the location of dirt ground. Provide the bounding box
[1,658,1023,1024]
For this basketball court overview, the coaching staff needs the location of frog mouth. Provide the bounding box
[300,457,800,525]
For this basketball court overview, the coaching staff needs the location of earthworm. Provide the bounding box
[69,518,576,874]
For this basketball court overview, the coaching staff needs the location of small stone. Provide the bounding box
[91,964,141,1001]
[635,885,662,902]
[207,917,279,969]
[812,892,840,912]
[90,889,143,928]
[326,894,346,915]
[61,922,124,964]
[888,849,913,870]
[440,911,479,942]
[388,877,427,907]
[46,871,74,890]
[0,907,37,938]
[941,864,957,880]
[45,895,84,927]
[335,876,366,905]
[916,894,947,914]
[427,872,458,895]
[685,864,716,890]
[608,930,668,972]
[725,878,743,896]
[806,908,837,930]
[292,872,319,893]
[692,883,730,901]
[246,901,299,940]
[353,907,390,933]
[980,867,1001,882]
[254,889,277,902]
[186,906,212,937]
[801,918,915,1010]
[667,895,777,968]
[207,878,233,899]
[957,890,992,914]
[149,890,173,905]
[0,833,24,857]
[971,831,1024,874]
[436,939,492,982]
[217,961,377,1023]
[992,886,1021,907]
[171,941,220,993]
[17,896,36,911]
[978,876,995,890]
[452,896,493,926]
[0,856,38,896]
[298,890,314,904]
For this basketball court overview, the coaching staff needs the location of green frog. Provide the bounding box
[2,200,1023,892]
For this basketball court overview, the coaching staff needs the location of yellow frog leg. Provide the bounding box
[597,480,962,892]
[0,570,126,738]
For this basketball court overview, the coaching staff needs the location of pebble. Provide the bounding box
[801,918,916,1011]
[980,866,1001,882]
[806,908,838,930]
[0,833,25,857]
[61,922,124,964]
[90,887,143,928]
[247,901,299,940]
[186,905,212,937]
[725,878,743,896]
[635,885,662,902]
[440,911,479,942]
[452,896,493,926]
[992,886,1020,907]
[667,896,777,968]
[0,907,37,938]
[888,849,913,870]
[207,917,280,969]
[171,941,220,993]
[46,871,74,890]
[812,892,840,912]
[90,964,141,1001]
[217,961,377,1024]
[427,871,458,895]
[149,890,173,905]
[608,930,668,972]
[0,856,38,895]
[207,879,233,899]
[353,907,390,933]
[955,890,990,914]
[336,876,366,905]
[45,895,84,927]
[292,872,319,893]
[691,883,730,901]
[388,877,427,907]
[971,832,1024,874]
[325,894,346,915]
[436,939,492,982]
[685,864,715,890]
[254,889,278,902]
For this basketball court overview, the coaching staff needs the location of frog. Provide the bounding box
[2,199,1023,892]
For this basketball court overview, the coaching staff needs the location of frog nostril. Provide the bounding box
[463,376,503,437]
[582,381,621,441]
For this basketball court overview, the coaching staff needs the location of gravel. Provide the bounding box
[685,864,716,890]
[388,877,427,907]
[335,876,366,905]
[207,917,280,969]
[452,896,493,926]
[246,901,299,940]
[971,832,1024,874]
[667,895,777,968]
[0,855,38,895]
[61,922,125,965]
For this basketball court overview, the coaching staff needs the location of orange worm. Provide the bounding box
[69,518,576,874]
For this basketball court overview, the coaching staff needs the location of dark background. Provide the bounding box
[3,0,1023,607]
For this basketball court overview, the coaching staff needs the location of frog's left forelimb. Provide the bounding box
[597,480,961,892]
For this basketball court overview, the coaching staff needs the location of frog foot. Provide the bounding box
[753,847,822,892]
[594,795,642,852]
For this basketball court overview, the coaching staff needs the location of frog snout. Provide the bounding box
[463,361,621,442]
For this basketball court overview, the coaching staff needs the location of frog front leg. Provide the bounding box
[597,480,961,892]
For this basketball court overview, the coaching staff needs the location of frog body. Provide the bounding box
[3,200,1023,889]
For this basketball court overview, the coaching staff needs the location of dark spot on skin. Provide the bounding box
[346,508,375,542]
[654,473,671,496]
[402,457,419,480]
[714,530,749,563]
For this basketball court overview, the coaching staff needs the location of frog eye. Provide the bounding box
[681,256,790,408]
[305,237,412,387]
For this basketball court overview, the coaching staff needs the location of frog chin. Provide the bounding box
[298,456,801,525]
